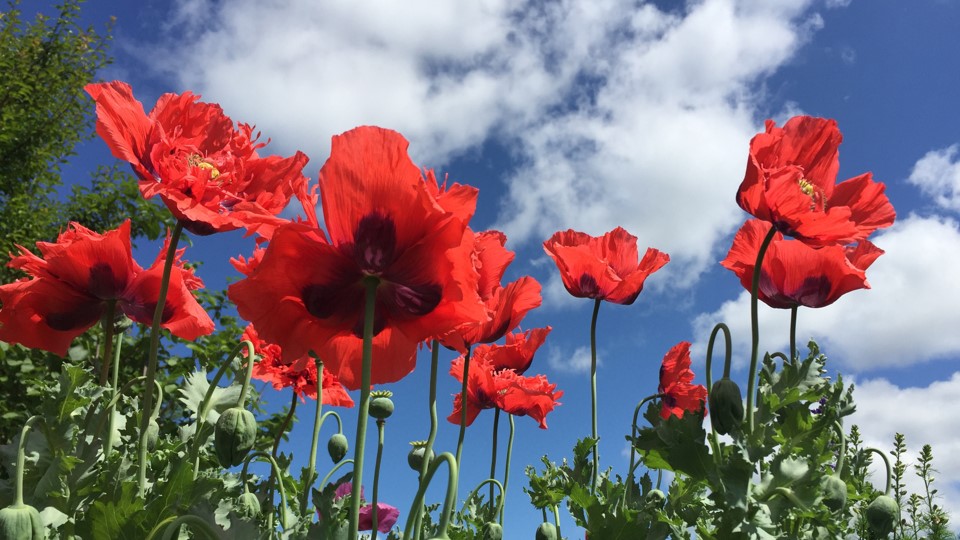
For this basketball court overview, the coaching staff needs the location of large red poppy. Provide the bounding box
[658,342,707,420]
[736,116,896,247]
[543,227,669,304]
[85,81,309,235]
[484,327,552,375]
[721,219,884,309]
[228,126,486,389]
[439,230,542,353]
[0,221,214,356]
[242,324,353,407]
[447,339,561,429]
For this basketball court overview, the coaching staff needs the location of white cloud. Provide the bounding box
[146,0,825,287]
[547,345,596,374]
[825,0,852,8]
[908,144,960,212]
[693,215,960,372]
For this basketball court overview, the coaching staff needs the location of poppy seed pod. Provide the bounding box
[214,407,258,468]
[708,378,744,435]
[0,504,44,540]
[536,522,558,540]
[481,522,503,540]
[236,492,261,520]
[369,395,395,420]
[820,475,847,511]
[865,495,899,537]
[327,433,349,463]
[407,444,434,472]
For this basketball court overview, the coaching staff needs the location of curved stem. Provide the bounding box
[863,447,893,495]
[832,422,847,475]
[13,416,42,505]
[236,342,257,408]
[413,341,441,540]
[489,408,500,511]
[746,225,778,435]
[789,306,798,361]
[402,452,459,540]
[242,451,290,530]
[704,322,732,468]
[302,356,325,513]
[103,330,125,459]
[348,276,379,538]
[157,514,222,540]
[319,458,354,493]
[138,221,183,496]
[589,297,601,493]
[371,419,386,537]
[625,393,663,507]
[463,478,505,520]
[455,346,473,467]
[500,413,514,526]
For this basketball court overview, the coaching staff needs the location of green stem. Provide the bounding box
[241,451,290,530]
[790,306,798,361]
[266,391,298,517]
[705,323,732,467]
[863,447,893,495]
[746,225,778,435]
[302,356,325,513]
[138,221,183,496]
[552,504,563,540]
[98,300,116,386]
[348,276,379,538]
[157,514,221,540]
[463,478,505,520]
[13,416,42,505]
[371,419,386,537]
[402,452,458,540]
[500,413,515,526]
[625,393,664,507]
[832,422,847,475]
[319,458,354,493]
[455,345,473,467]
[103,330,124,459]
[489,408,500,512]
[589,298,601,493]
[413,341,441,540]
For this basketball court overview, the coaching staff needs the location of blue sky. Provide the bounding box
[36,0,960,534]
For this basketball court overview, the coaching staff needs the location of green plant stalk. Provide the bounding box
[704,322,732,468]
[746,225,777,435]
[189,339,256,480]
[138,221,183,496]
[402,452,458,540]
[13,416,42,505]
[863,447,894,495]
[463,478,505,520]
[832,421,847,474]
[552,504,563,540]
[156,514,221,540]
[266,391,298,517]
[588,297,601,493]
[103,330,124,459]
[371,419,386,536]
[489,408,500,512]
[98,300,116,386]
[241,451,290,530]
[789,306,798,361]
[500,413,514,526]
[455,345,474,467]
[319,458,354,492]
[624,393,663,508]
[413,341,441,540]
[348,276,379,538]
[302,356,325,513]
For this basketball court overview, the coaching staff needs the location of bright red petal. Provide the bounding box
[0,278,102,356]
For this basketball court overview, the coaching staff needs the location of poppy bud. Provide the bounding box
[145,418,160,451]
[708,378,744,435]
[369,391,395,420]
[214,407,258,467]
[0,504,44,540]
[865,495,899,536]
[481,522,503,540]
[820,475,847,511]
[327,433,349,463]
[236,492,261,520]
[645,489,666,507]
[407,441,433,471]
[536,522,558,540]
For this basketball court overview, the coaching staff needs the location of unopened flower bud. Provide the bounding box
[145,418,160,451]
[236,491,261,520]
[708,378,744,435]
[214,407,258,468]
[865,495,899,536]
[481,522,503,540]
[0,504,44,540]
[820,475,847,511]
[327,433,349,463]
[536,522,558,540]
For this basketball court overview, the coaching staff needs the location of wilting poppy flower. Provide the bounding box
[447,340,562,429]
[327,482,400,533]
[736,116,896,247]
[543,227,669,305]
[242,324,353,407]
[721,219,884,309]
[85,81,309,235]
[440,230,542,352]
[658,342,707,420]
[0,221,213,356]
[229,126,486,389]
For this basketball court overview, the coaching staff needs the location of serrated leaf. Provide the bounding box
[178,368,242,438]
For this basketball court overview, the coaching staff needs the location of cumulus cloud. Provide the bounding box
[908,144,960,213]
[693,215,960,372]
[547,345,596,374]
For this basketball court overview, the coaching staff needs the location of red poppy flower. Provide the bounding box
[658,342,707,420]
[85,81,309,235]
[228,126,486,389]
[0,221,214,356]
[721,219,883,309]
[543,227,669,305]
[447,341,562,429]
[736,116,896,247]
[484,327,552,375]
[242,324,353,407]
[440,230,542,352]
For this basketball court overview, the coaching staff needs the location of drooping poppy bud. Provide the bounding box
[820,475,847,511]
[536,522,558,540]
[327,433,349,463]
[214,407,258,467]
[236,492,262,520]
[145,419,160,451]
[0,504,44,540]
[708,378,744,435]
[481,522,503,540]
[865,495,899,536]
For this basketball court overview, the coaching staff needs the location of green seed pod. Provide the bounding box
[145,419,160,451]
[236,491,261,520]
[481,522,503,540]
[535,522,558,540]
[645,489,666,507]
[327,433,349,463]
[865,495,899,537]
[407,443,433,472]
[369,396,395,420]
[708,377,744,435]
[214,407,258,468]
[0,504,44,540]
[820,475,847,511]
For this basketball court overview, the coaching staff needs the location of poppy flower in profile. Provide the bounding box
[228,126,486,389]
[736,116,896,247]
[721,219,884,309]
[484,327,552,375]
[658,342,707,420]
[0,221,213,356]
[85,81,309,235]
[242,324,353,407]
[447,338,561,429]
[439,230,542,353]
[328,482,400,533]
[543,227,669,305]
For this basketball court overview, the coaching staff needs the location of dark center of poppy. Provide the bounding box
[353,213,397,275]
[578,273,600,298]
[46,303,103,331]
[302,284,345,319]
[88,262,124,299]
[389,282,442,317]
[793,275,832,306]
